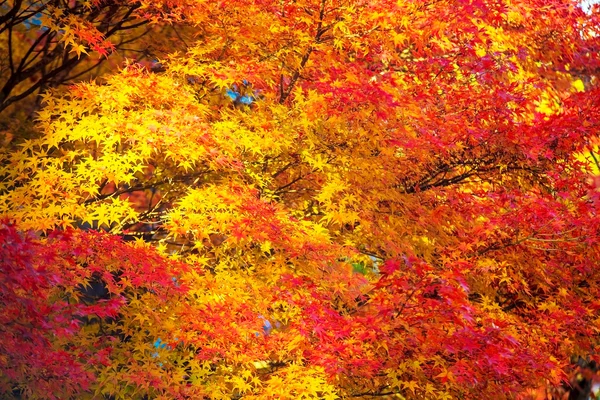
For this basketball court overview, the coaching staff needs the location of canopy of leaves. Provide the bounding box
[2,0,600,398]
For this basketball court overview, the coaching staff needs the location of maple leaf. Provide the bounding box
[2,0,600,399]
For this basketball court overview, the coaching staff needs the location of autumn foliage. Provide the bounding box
[2,0,600,398]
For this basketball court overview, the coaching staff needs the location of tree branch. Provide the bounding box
[279,0,327,103]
